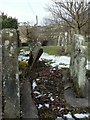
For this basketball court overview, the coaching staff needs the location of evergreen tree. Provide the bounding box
[1,12,18,29]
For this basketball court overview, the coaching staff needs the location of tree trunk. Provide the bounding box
[75,25,81,34]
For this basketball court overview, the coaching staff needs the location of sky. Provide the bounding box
[0,0,89,25]
[0,0,51,25]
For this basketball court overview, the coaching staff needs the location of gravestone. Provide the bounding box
[70,34,87,97]
[28,42,43,71]
[1,29,20,118]
[0,32,2,120]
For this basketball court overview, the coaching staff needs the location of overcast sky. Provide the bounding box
[0,0,51,25]
[0,0,89,25]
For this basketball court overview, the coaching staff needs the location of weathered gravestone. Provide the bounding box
[70,34,87,97]
[0,16,2,120]
[1,29,20,118]
[0,32,2,120]
[28,42,43,71]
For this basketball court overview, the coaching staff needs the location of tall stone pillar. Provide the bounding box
[70,34,87,97]
[0,31,2,120]
[2,29,20,118]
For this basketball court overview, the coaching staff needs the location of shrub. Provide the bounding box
[19,61,28,70]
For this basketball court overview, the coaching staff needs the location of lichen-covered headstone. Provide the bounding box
[29,42,43,71]
[2,29,20,118]
[70,34,87,97]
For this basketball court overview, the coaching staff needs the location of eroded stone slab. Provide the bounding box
[70,34,87,97]
[0,31,2,120]
[2,29,20,118]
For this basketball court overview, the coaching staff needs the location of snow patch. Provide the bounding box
[33,91,40,95]
[36,78,40,81]
[18,55,29,62]
[86,61,90,70]
[39,52,90,70]
[32,80,37,90]
[74,113,89,118]
[18,50,90,70]
[39,53,70,68]
[44,104,49,108]
[50,96,54,101]
[38,104,43,109]
[63,114,73,118]
[35,94,43,98]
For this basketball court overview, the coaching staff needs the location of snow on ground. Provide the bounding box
[74,113,89,118]
[39,53,70,68]
[39,52,90,70]
[18,49,90,119]
[32,80,37,90]
[18,50,90,70]
[63,113,73,118]
[56,113,90,119]
[86,61,90,70]
[18,55,29,62]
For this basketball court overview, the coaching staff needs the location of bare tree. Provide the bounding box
[19,22,38,49]
[48,0,89,34]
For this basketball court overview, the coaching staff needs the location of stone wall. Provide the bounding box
[70,34,87,97]
[1,29,20,118]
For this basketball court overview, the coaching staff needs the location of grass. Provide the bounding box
[18,46,29,55]
[19,46,30,51]
[19,42,90,60]
[43,42,90,61]
[43,45,72,56]
[43,46,62,56]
